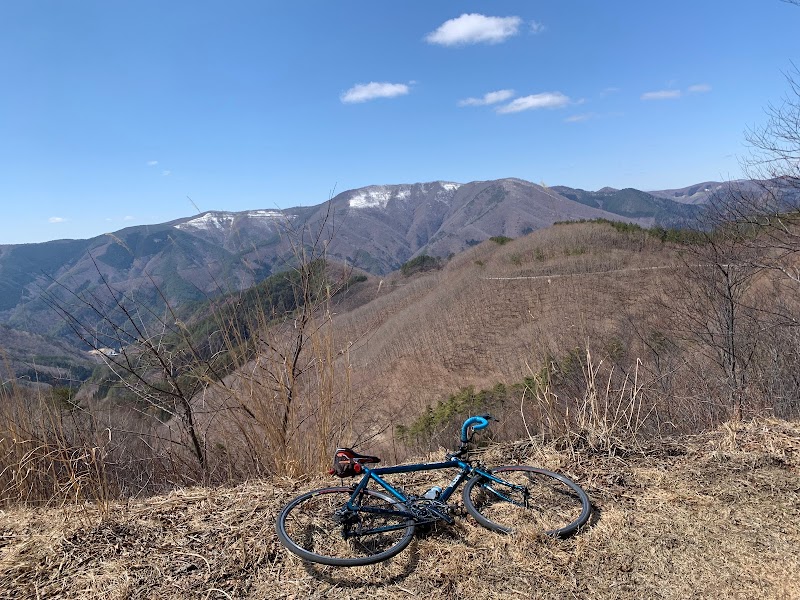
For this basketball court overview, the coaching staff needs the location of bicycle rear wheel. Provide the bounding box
[463,466,591,537]
[276,487,416,566]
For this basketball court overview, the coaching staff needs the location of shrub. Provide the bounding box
[489,236,513,245]
[346,274,368,286]
[400,255,441,277]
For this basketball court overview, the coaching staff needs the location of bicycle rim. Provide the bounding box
[463,466,591,537]
[276,487,415,567]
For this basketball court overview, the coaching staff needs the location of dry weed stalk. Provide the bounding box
[576,348,650,455]
[527,370,569,442]
[526,346,652,455]
[228,304,356,478]
[0,386,111,509]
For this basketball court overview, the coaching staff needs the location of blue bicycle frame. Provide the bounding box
[354,459,524,500]
[349,459,471,507]
[277,414,592,565]
[345,459,527,518]
[339,415,529,532]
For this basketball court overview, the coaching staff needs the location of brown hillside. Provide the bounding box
[333,222,686,441]
[1,418,797,599]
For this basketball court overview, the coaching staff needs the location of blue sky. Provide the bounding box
[1,1,798,244]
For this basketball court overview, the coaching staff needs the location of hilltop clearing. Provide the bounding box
[1,418,798,599]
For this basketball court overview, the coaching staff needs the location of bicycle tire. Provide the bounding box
[276,486,416,566]
[463,466,591,537]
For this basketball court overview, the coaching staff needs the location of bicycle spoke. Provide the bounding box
[463,467,591,536]
[277,488,415,566]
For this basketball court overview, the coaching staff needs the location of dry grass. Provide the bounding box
[331,222,800,455]
[0,387,112,509]
[332,224,697,442]
[1,418,798,599]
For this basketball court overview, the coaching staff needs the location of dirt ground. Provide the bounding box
[1,418,798,600]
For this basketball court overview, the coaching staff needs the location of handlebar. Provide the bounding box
[460,415,491,444]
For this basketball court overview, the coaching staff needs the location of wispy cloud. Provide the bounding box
[641,83,711,101]
[458,89,515,107]
[530,21,546,35]
[146,160,158,167]
[497,92,571,114]
[565,113,594,123]
[641,89,682,101]
[341,82,411,104]
[426,14,522,46]
[124,216,135,221]
[161,170,171,176]
[688,83,712,93]
[48,217,67,224]
[566,111,624,124]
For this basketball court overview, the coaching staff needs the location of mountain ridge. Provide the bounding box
[0,177,705,376]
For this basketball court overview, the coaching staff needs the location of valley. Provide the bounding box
[1,175,798,502]
[0,177,705,390]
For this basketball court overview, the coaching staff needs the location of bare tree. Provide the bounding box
[45,259,220,478]
[677,33,800,419]
[715,63,800,287]
[667,222,765,421]
[43,202,359,488]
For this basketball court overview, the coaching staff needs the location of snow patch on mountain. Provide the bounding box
[348,188,396,209]
[348,182,462,209]
[174,210,289,232]
[246,210,287,219]
[175,213,235,231]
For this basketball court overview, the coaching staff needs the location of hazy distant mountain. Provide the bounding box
[0,212,301,353]
[647,181,730,205]
[0,177,702,371]
[551,185,702,227]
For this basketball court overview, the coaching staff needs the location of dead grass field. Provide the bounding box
[331,223,695,440]
[1,418,798,600]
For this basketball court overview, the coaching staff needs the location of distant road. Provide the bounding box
[481,264,691,281]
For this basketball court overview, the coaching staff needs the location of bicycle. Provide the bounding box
[275,415,591,566]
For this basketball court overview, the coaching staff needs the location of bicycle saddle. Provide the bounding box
[330,448,381,477]
[336,448,381,464]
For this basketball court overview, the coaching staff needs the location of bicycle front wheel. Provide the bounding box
[463,466,591,537]
[276,487,416,567]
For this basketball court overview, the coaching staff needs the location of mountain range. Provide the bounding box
[0,177,710,379]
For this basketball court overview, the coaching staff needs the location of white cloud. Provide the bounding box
[458,89,515,107]
[530,21,546,35]
[124,216,135,221]
[341,82,411,104]
[161,170,171,176]
[565,113,594,123]
[147,160,158,167]
[48,217,67,223]
[426,14,522,46]
[641,89,682,100]
[688,83,712,93]
[497,92,571,114]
